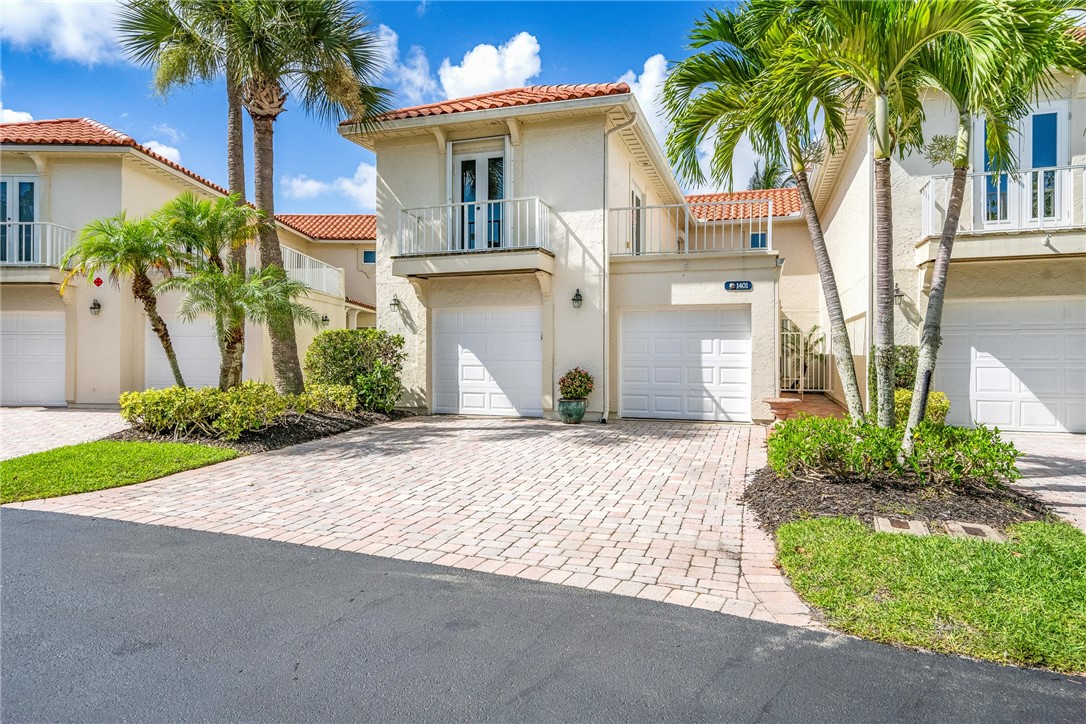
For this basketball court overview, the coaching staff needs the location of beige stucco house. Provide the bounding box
[0,118,376,407]
[340,83,820,423]
[811,72,1086,433]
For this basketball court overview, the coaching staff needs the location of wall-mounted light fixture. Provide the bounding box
[89,299,102,316]
[571,289,583,309]
[893,284,905,306]
[321,314,330,326]
[390,296,402,311]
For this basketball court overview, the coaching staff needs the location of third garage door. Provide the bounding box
[621,306,752,422]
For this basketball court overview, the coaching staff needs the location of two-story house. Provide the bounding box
[0,118,376,407]
[340,83,820,423]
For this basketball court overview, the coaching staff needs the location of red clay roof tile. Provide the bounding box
[362,83,630,123]
[685,188,801,220]
[274,214,376,241]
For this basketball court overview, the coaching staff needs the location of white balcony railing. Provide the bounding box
[398,197,555,256]
[0,222,77,267]
[281,245,344,298]
[610,199,774,256]
[920,165,1085,239]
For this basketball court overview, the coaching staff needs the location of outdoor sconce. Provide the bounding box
[89,299,102,316]
[321,314,330,326]
[390,296,402,311]
[893,284,905,306]
[571,289,583,309]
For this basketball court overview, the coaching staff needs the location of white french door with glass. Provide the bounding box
[453,152,505,250]
[975,101,1069,231]
[0,176,38,263]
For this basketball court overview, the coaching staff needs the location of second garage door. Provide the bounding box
[433,307,543,417]
[145,316,222,389]
[621,306,752,422]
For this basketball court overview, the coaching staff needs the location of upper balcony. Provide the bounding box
[918,165,1086,263]
[0,222,78,283]
[280,245,345,299]
[609,199,775,257]
[394,197,557,278]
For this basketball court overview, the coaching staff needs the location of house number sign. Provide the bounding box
[724,281,753,291]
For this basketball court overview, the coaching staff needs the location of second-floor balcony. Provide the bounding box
[609,199,775,257]
[394,197,557,278]
[0,222,77,267]
[280,245,345,299]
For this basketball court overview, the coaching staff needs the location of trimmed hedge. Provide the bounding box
[304,329,406,413]
[894,388,949,425]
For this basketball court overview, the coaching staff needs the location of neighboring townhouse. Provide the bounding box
[340,83,820,423]
[811,73,1086,433]
[0,118,376,407]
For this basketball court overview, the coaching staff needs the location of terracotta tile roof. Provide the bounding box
[0,117,228,195]
[346,297,376,310]
[685,188,802,220]
[365,83,630,123]
[275,214,376,240]
[1071,26,1086,41]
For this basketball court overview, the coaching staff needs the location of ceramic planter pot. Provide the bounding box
[558,398,587,424]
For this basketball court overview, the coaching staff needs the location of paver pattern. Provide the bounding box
[0,408,129,461]
[1006,432,1086,531]
[9,417,814,627]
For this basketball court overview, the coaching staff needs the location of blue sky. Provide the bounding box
[1,1,752,214]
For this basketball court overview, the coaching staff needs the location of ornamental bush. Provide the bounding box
[304,329,406,412]
[894,388,950,425]
[767,414,1020,488]
[558,367,594,399]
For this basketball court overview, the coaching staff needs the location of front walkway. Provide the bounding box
[9,417,815,627]
[0,408,129,461]
[1006,433,1086,531]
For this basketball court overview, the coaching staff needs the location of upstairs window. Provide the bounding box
[362,249,376,264]
[750,231,768,249]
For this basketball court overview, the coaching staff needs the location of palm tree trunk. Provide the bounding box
[220,321,245,390]
[133,272,185,388]
[873,155,896,427]
[902,117,970,454]
[225,73,248,387]
[793,168,864,420]
[251,111,305,394]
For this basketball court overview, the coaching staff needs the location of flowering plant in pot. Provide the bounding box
[557,367,593,424]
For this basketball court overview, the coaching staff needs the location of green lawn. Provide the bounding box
[777,518,1086,673]
[1,441,238,504]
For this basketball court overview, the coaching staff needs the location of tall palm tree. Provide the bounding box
[664,6,866,419]
[157,265,322,390]
[748,158,794,190]
[158,192,265,388]
[754,0,1007,427]
[229,0,389,393]
[60,214,186,388]
[901,1,1085,452]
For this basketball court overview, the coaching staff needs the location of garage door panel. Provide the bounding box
[1019,333,1060,360]
[146,317,220,389]
[0,311,66,406]
[973,333,1016,361]
[1067,332,1085,361]
[1021,401,1059,429]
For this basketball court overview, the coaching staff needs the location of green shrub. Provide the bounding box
[867,345,921,420]
[212,382,291,440]
[893,388,950,424]
[300,382,358,414]
[767,414,1020,488]
[120,386,221,438]
[558,367,594,399]
[304,329,406,411]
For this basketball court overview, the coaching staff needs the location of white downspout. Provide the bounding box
[601,109,637,424]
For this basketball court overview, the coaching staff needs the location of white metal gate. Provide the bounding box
[780,321,829,393]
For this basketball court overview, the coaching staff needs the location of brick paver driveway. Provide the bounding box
[10,417,814,627]
[1007,433,1086,531]
[1,408,129,461]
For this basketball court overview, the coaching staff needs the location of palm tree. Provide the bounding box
[663,6,866,419]
[158,192,265,388]
[748,158,794,190]
[157,265,322,390]
[901,1,1086,452]
[754,0,1007,427]
[60,214,186,388]
[229,0,389,393]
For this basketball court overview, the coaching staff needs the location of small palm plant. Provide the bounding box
[61,213,186,387]
[157,265,322,390]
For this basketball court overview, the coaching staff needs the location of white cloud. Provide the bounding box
[144,140,181,164]
[416,0,430,16]
[619,54,668,149]
[438,32,541,99]
[378,25,439,106]
[280,162,378,212]
[0,0,123,65]
[0,103,34,123]
[152,122,184,144]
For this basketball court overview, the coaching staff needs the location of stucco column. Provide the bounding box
[535,271,554,413]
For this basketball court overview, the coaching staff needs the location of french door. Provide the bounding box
[454,152,505,249]
[0,177,38,263]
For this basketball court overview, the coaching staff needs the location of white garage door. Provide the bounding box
[433,307,543,417]
[145,316,221,389]
[935,297,1085,433]
[0,311,66,406]
[621,306,752,422]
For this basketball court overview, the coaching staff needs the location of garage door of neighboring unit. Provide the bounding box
[621,306,752,422]
[145,316,222,389]
[433,307,543,417]
[934,297,1085,433]
[0,311,66,406]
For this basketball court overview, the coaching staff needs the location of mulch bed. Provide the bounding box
[744,467,1055,534]
[103,410,415,455]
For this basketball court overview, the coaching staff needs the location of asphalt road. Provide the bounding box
[2,509,1083,723]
